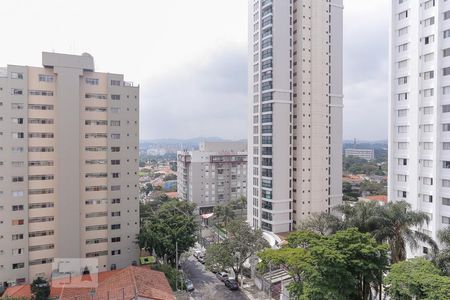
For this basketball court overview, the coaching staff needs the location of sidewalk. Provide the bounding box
[241,280,274,300]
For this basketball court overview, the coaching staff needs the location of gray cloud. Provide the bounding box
[139,0,390,141]
[140,48,248,140]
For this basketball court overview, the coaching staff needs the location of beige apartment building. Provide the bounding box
[177,142,247,213]
[0,52,139,285]
[248,0,343,233]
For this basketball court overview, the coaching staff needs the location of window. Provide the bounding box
[111,147,120,152]
[111,94,120,100]
[110,120,120,126]
[12,263,24,269]
[444,105,450,113]
[397,190,407,198]
[111,211,120,217]
[444,48,450,58]
[398,93,408,101]
[443,216,450,224]
[444,67,450,76]
[445,10,450,20]
[443,124,450,131]
[423,194,433,203]
[111,160,120,165]
[423,17,435,27]
[443,179,450,187]
[398,43,408,52]
[12,234,24,240]
[85,93,107,100]
[111,134,120,139]
[398,126,408,133]
[11,72,23,79]
[422,159,433,167]
[85,78,99,85]
[111,80,121,86]
[424,35,434,45]
[398,175,407,182]
[443,198,450,206]
[398,158,408,166]
[423,88,434,97]
[29,104,53,110]
[443,161,450,169]
[398,142,408,149]
[423,124,433,132]
[398,60,408,69]
[398,10,408,20]
[423,106,433,114]
[111,237,121,243]
[444,142,450,150]
[423,142,433,150]
[29,90,53,96]
[111,224,121,230]
[39,74,54,82]
[423,177,433,185]
[398,26,408,36]
[398,76,408,85]
[423,71,434,80]
[111,250,121,256]
[424,0,435,9]
[444,29,450,39]
[11,89,23,95]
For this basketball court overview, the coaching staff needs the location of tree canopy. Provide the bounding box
[205,220,269,280]
[385,257,450,300]
[137,200,198,266]
[30,277,50,300]
[258,229,389,300]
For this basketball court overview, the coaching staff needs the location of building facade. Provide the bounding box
[344,148,375,161]
[389,0,450,252]
[177,142,247,213]
[247,0,343,233]
[0,52,139,285]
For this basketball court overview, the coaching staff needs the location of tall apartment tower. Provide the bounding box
[0,52,140,285]
[389,0,450,251]
[247,0,343,233]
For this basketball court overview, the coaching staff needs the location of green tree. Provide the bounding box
[163,173,177,181]
[140,182,153,195]
[205,220,269,281]
[30,277,50,300]
[385,257,450,300]
[297,212,343,235]
[258,229,389,300]
[137,200,198,266]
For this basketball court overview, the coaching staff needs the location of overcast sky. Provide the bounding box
[0,0,389,141]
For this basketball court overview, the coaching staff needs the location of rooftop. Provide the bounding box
[2,266,175,300]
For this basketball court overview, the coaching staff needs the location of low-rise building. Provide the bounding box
[2,266,175,300]
[177,142,247,213]
[344,148,375,161]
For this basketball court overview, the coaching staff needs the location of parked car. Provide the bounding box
[216,272,229,282]
[185,279,194,292]
[224,279,239,290]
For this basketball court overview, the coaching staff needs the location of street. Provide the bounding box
[181,256,248,300]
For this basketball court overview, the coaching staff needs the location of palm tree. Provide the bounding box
[221,205,235,227]
[370,201,438,263]
[433,226,450,275]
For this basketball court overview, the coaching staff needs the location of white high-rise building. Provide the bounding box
[0,52,140,285]
[247,0,343,233]
[389,0,450,251]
